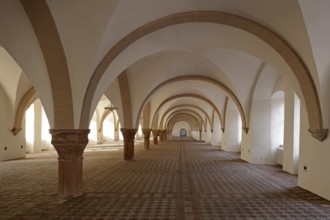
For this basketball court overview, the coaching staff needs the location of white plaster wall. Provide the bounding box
[299,0,330,128]
[274,78,300,174]
[172,121,191,137]
[211,114,222,146]
[282,91,300,174]
[0,129,26,161]
[191,130,199,140]
[298,104,330,201]
[271,92,284,151]
[222,102,241,152]
[204,123,212,143]
[249,99,275,164]
[0,88,25,161]
[240,132,252,162]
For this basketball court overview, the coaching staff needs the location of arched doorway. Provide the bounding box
[180,128,187,137]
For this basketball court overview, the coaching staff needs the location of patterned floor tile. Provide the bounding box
[0,140,330,219]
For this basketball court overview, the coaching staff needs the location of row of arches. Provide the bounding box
[1,1,330,201]
[0,45,306,177]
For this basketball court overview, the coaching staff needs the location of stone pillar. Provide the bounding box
[142,129,152,150]
[114,128,119,141]
[152,130,159,145]
[163,130,167,141]
[121,128,137,160]
[49,129,90,199]
[97,128,103,144]
[199,130,202,141]
[34,99,42,153]
[159,130,164,142]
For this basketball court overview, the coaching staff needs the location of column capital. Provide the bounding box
[152,129,160,136]
[142,128,152,136]
[121,128,138,139]
[49,129,90,160]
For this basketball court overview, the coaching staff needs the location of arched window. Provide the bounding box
[271,91,285,150]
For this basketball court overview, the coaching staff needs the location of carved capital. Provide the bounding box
[49,129,90,160]
[152,129,159,136]
[221,128,225,133]
[242,127,249,134]
[142,128,152,137]
[121,128,138,142]
[308,128,328,142]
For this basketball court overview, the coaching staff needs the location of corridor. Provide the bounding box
[1,140,330,220]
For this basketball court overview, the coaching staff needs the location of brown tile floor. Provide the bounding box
[1,139,330,219]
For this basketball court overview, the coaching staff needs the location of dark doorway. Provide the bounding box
[180,128,187,137]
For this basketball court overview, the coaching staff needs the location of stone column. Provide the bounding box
[121,128,137,160]
[199,130,202,141]
[34,99,42,153]
[159,130,164,142]
[97,128,103,144]
[114,128,120,141]
[49,129,90,199]
[142,128,152,150]
[163,130,167,141]
[152,130,159,145]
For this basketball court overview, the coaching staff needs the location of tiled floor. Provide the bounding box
[1,139,330,219]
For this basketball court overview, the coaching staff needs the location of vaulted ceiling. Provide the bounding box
[1,0,330,137]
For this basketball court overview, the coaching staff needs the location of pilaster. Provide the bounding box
[49,129,90,199]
